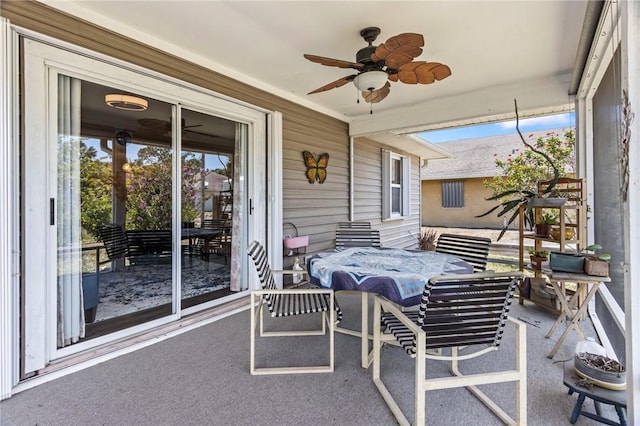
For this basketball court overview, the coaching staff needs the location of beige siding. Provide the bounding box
[421,178,512,229]
[354,138,421,249]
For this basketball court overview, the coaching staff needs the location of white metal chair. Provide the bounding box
[335,228,381,249]
[247,240,342,375]
[372,272,527,425]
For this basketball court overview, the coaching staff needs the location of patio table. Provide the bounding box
[181,228,223,261]
[307,246,473,367]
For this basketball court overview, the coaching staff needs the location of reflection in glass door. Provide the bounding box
[54,78,247,345]
[179,109,237,308]
[57,77,177,345]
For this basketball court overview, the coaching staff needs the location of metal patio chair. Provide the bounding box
[247,240,342,375]
[372,272,527,425]
[435,233,492,272]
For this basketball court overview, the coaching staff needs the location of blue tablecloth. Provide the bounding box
[307,247,473,307]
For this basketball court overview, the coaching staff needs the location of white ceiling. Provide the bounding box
[42,1,589,136]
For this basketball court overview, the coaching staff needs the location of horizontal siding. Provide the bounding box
[353,137,421,249]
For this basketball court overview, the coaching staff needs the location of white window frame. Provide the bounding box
[382,149,410,220]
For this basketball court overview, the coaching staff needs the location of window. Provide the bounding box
[382,150,410,219]
[441,180,464,208]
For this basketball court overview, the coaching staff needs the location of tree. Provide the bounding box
[125,147,205,230]
[79,142,112,241]
[483,129,575,197]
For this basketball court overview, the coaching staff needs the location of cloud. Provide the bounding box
[498,113,572,130]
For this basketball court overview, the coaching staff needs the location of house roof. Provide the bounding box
[365,133,452,160]
[420,128,568,181]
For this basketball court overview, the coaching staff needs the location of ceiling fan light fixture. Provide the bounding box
[105,94,148,111]
[353,71,388,92]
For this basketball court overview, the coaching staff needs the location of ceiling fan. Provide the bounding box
[304,27,451,104]
[137,118,203,136]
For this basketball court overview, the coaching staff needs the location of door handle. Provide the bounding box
[50,198,55,225]
[249,198,254,215]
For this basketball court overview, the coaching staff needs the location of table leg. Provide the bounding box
[547,283,599,358]
[545,281,569,338]
[570,393,586,424]
[361,292,371,368]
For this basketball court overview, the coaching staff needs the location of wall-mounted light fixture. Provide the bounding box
[105,94,148,111]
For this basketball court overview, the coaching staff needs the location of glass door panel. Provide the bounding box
[57,77,176,345]
[180,108,236,308]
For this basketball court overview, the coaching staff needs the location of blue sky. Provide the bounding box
[419,112,575,143]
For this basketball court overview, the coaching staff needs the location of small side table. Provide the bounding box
[543,269,610,358]
[563,361,627,425]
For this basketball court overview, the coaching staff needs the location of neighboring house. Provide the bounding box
[420,128,570,229]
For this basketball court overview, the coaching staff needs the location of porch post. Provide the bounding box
[622,0,640,423]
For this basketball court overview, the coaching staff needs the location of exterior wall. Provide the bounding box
[353,137,421,249]
[421,177,509,229]
[0,1,351,256]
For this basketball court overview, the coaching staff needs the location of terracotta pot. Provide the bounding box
[535,223,552,237]
[530,255,547,270]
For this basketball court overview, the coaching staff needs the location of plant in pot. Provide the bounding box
[528,248,549,270]
[535,211,558,238]
[581,244,611,277]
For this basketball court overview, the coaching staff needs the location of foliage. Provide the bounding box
[528,248,549,258]
[476,100,575,240]
[582,244,611,261]
[538,211,559,225]
[80,142,112,241]
[124,147,206,230]
[418,228,438,251]
[483,129,575,198]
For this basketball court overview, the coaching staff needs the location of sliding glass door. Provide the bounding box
[22,39,266,374]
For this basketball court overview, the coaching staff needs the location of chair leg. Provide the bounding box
[250,291,335,375]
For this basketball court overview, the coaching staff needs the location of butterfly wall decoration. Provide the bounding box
[302,150,329,184]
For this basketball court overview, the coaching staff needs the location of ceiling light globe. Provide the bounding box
[353,71,388,92]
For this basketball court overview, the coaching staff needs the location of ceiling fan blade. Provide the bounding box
[363,82,391,103]
[138,118,170,130]
[307,75,357,94]
[304,54,364,70]
[395,61,452,84]
[371,33,424,68]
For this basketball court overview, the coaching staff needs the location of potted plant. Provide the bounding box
[535,211,558,237]
[528,248,549,270]
[582,244,611,277]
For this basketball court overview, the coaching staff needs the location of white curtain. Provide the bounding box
[229,122,246,291]
[56,75,84,347]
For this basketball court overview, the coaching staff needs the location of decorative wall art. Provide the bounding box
[302,150,329,184]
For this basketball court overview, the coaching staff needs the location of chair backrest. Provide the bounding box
[202,218,229,230]
[125,230,172,258]
[338,221,372,229]
[98,223,129,261]
[247,240,276,291]
[416,272,521,352]
[335,228,381,249]
[435,233,491,272]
